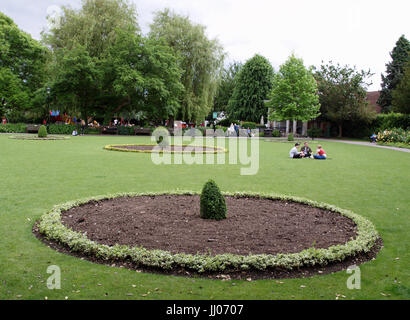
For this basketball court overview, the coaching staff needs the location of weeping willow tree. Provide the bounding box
[149,9,225,122]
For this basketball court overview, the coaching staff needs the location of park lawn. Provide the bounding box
[0,134,409,300]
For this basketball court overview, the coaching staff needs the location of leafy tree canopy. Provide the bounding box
[0,12,48,119]
[149,9,224,122]
[213,61,242,113]
[392,60,410,114]
[314,61,376,137]
[267,54,320,122]
[227,54,274,122]
[378,35,410,113]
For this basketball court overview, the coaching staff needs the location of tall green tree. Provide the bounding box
[43,0,183,123]
[227,54,274,122]
[213,62,242,113]
[43,0,139,58]
[392,61,410,114]
[52,44,102,123]
[0,12,48,120]
[267,54,320,125]
[108,31,184,122]
[314,61,376,137]
[378,35,410,113]
[42,0,140,121]
[149,9,224,122]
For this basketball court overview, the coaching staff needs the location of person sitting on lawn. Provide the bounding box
[313,145,327,160]
[290,143,304,159]
[301,142,312,158]
[370,133,377,143]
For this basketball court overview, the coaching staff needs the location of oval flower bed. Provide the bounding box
[36,191,380,275]
[9,135,69,141]
[104,144,227,154]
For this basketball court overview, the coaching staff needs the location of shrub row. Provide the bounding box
[0,123,27,133]
[373,113,410,131]
[38,191,379,274]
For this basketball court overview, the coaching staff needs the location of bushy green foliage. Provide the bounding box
[378,35,410,113]
[272,129,281,137]
[200,180,227,221]
[0,123,27,133]
[0,12,48,119]
[314,61,375,137]
[241,122,258,129]
[377,128,409,144]
[373,113,410,131]
[268,54,320,123]
[307,127,323,139]
[48,124,77,135]
[118,126,135,135]
[287,133,294,141]
[228,54,274,122]
[37,125,47,138]
[150,9,224,122]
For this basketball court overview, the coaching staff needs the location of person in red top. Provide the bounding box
[313,145,327,160]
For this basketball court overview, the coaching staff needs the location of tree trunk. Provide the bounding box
[338,124,343,138]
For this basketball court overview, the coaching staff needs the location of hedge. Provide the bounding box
[0,123,27,133]
[38,191,379,274]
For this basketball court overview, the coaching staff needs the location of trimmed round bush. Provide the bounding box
[200,180,227,221]
[38,125,48,138]
[287,133,294,141]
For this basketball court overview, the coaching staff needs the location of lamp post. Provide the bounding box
[46,87,51,126]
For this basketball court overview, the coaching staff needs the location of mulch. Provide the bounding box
[34,195,382,280]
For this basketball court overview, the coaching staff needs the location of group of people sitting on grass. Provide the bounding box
[290,142,327,160]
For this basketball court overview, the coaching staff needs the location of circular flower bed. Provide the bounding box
[36,192,380,276]
[9,135,69,141]
[104,144,226,154]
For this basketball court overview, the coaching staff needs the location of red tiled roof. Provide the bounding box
[366,91,382,113]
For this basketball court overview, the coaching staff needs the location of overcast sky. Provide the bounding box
[2,0,409,90]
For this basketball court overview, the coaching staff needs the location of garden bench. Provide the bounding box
[134,128,152,136]
[264,128,273,137]
[26,124,40,133]
[101,127,118,135]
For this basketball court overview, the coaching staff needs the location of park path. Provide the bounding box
[319,139,410,153]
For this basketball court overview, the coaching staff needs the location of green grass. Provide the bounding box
[0,135,409,300]
[377,141,410,150]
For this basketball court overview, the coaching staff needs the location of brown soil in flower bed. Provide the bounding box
[62,195,356,256]
[110,145,220,152]
[33,195,382,280]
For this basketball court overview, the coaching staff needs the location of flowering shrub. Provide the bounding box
[37,191,380,273]
[377,128,410,144]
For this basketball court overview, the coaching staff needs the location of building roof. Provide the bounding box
[366,91,382,113]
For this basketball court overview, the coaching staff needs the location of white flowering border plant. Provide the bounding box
[104,144,227,154]
[9,135,69,140]
[37,191,379,273]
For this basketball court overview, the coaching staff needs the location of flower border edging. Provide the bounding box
[9,135,70,141]
[104,144,227,154]
[37,191,379,273]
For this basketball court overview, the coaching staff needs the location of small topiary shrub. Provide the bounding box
[38,125,48,138]
[287,133,294,141]
[272,129,281,137]
[200,180,227,221]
